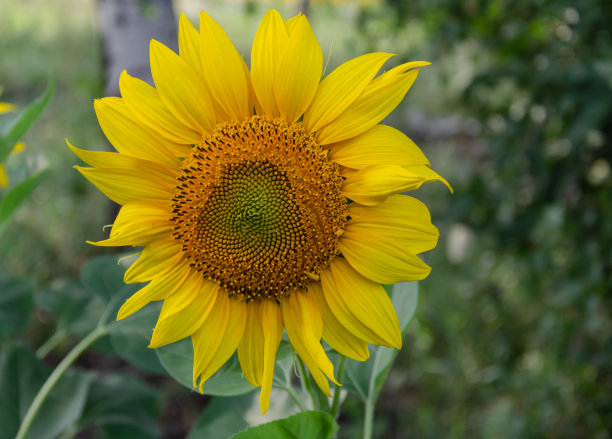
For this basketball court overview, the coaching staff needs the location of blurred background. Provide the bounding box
[1,0,610,437]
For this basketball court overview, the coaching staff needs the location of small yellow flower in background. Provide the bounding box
[0,100,26,189]
[70,9,449,413]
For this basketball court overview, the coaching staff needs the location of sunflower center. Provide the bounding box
[170,116,346,300]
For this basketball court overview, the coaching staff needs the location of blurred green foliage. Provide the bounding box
[355,0,612,437]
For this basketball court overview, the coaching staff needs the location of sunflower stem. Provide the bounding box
[275,384,308,412]
[16,324,110,439]
[36,328,68,359]
[330,355,346,419]
[297,357,329,411]
[363,399,375,439]
[297,358,314,402]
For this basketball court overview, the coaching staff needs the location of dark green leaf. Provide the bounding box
[342,282,419,402]
[230,411,338,439]
[156,338,255,396]
[0,275,33,339]
[36,278,104,337]
[0,170,47,224]
[186,393,253,439]
[0,82,54,162]
[80,254,134,303]
[109,302,166,375]
[80,373,161,439]
[187,388,305,439]
[0,345,92,439]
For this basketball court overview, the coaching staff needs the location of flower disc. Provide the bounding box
[170,116,347,300]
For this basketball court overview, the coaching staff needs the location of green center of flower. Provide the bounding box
[170,116,346,300]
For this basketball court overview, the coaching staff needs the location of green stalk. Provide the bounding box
[363,399,375,439]
[330,355,346,419]
[275,384,308,412]
[36,328,68,359]
[297,358,316,406]
[15,324,109,439]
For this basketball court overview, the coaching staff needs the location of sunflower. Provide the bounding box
[70,9,449,413]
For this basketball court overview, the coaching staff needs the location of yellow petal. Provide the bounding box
[281,290,338,396]
[342,164,449,206]
[339,232,433,285]
[273,15,322,124]
[329,124,429,169]
[316,62,430,144]
[193,294,247,391]
[93,97,182,166]
[150,39,215,134]
[11,142,25,154]
[309,282,369,361]
[156,278,216,327]
[149,279,219,348]
[117,263,191,320]
[0,102,16,114]
[68,141,169,173]
[192,292,228,387]
[346,194,439,254]
[199,11,253,121]
[284,15,301,34]
[89,200,172,247]
[303,53,393,133]
[320,258,401,348]
[251,9,288,117]
[178,13,203,76]
[124,238,184,284]
[119,71,201,147]
[259,300,283,414]
[237,302,265,387]
[177,13,235,123]
[74,161,175,206]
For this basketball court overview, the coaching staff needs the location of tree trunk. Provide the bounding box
[96,0,177,96]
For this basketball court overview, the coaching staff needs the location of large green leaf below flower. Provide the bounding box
[230,411,338,439]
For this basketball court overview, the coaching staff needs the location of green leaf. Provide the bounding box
[79,373,161,439]
[187,388,304,439]
[80,254,136,303]
[109,302,166,375]
[342,282,419,402]
[0,170,47,225]
[0,345,92,439]
[186,393,253,439]
[0,82,54,162]
[0,275,33,339]
[36,278,104,337]
[230,411,338,439]
[156,338,256,396]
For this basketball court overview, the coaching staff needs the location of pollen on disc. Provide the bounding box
[170,116,347,300]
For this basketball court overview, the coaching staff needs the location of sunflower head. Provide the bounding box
[71,9,449,414]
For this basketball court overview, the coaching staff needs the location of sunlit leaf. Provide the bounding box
[230,411,338,439]
[187,388,305,439]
